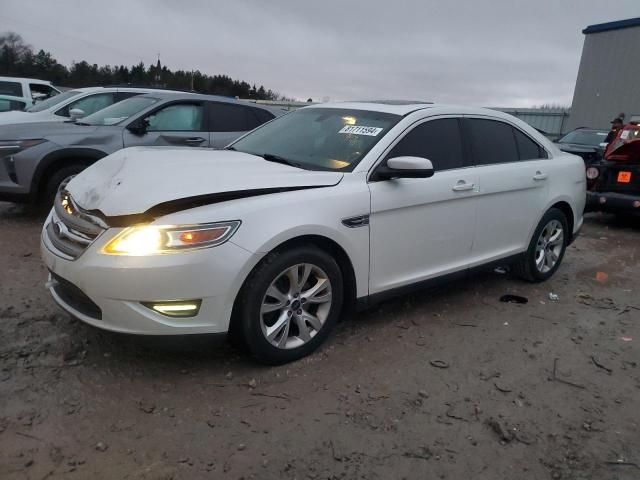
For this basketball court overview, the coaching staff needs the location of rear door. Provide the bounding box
[465,117,550,264]
[368,117,478,294]
[208,102,273,148]
[123,101,209,148]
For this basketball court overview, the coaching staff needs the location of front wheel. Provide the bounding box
[41,163,87,206]
[513,208,569,282]
[237,246,344,364]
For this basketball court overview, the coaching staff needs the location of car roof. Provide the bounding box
[0,76,54,85]
[306,101,512,118]
[135,92,284,112]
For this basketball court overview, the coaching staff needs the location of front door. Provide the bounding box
[123,102,209,148]
[368,118,478,295]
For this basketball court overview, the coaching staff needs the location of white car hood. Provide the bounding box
[67,147,344,217]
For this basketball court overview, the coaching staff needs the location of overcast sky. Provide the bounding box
[1,0,639,106]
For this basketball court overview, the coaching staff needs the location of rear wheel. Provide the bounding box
[237,246,343,364]
[513,208,568,282]
[41,163,87,207]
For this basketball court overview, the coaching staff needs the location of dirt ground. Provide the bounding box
[0,202,638,480]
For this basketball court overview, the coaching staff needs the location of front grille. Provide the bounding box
[45,191,106,259]
[51,273,102,320]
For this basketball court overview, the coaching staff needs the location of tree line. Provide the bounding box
[0,32,289,100]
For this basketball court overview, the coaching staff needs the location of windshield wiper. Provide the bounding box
[260,153,305,169]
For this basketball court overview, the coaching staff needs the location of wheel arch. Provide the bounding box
[32,148,109,200]
[228,233,359,338]
[549,200,575,237]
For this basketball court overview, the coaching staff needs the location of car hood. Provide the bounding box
[0,120,101,140]
[0,110,56,126]
[67,147,344,218]
[556,143,598,153]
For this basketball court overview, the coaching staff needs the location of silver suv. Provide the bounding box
[0,92,283,204]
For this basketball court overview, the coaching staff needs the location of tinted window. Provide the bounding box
[115,91,141,102]
[252,108,274,125]
[514,128,545,160]
[468,119,519,165]
[387,119,464,171]
[209,103,252,132]
[56,93,115,117]
[29,83,57,101]
[145,103,203,131]
[0,81,23,97]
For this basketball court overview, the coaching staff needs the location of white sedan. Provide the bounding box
[41,101,586,364]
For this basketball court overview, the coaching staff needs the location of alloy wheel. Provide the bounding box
[535,219,564,273]
[260,263,333,350]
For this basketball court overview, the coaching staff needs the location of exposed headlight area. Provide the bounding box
[586,166,600,180]
[101,221,241,256]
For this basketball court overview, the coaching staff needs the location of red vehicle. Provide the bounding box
[586,121,640,214]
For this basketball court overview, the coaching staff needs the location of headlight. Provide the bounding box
[0,139,46,152]
[586,167,600,180]
[101,221,241,256]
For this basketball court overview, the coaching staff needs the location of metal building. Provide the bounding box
[567,17,640,131]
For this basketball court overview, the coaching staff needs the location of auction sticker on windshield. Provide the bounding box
[339,125,383,136]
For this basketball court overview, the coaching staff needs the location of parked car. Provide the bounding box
[0,92,282,204]
[586,122,640,215]
[555,127,609,165]
[0,76,60,110]
[0,86,177,126]
[41,101,586,364]
[0,94,28,112]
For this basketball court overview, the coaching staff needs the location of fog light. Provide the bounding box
[599,196,607,204]
[142,300,202,317]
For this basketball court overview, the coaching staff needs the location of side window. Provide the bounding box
[209,103,254,132]
[56,93,116,117]
[0,81,23,97]
[115,91,141,102]
[467,119,519,165]
[251,108,275,127]
[29,83,57,102]
[0,98,26,112]
[387,118,464,171]
[513,128,547,160]
[145,103,203,131]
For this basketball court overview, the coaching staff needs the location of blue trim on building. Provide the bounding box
[583,17,640,35]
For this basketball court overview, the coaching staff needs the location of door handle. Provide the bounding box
[452,181,475,192]
[533,171,548,181]
[184,137,206,144]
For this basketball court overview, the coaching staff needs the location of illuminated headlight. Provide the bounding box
[586,167,600,180]
[101,221,241,256]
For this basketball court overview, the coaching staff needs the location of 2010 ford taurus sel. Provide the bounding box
[41,101,586,364]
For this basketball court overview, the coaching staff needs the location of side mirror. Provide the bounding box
[374,156,435,180]
[127,118,149,136]
[69,108,85,121]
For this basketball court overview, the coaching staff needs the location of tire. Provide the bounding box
[41,163,87,207]
[236,246,344,365]
[513,208,569,283]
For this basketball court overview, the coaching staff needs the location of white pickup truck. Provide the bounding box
[0,76,60,111]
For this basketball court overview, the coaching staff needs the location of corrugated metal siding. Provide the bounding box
[494,108,570,139]
[567,25,640,130]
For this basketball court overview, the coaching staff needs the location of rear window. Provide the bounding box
[467,119,519,165]
[209,103,273,132]
[0,81,23,97]
[514,129,547,160]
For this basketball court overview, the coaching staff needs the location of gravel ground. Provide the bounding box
[0,202,639,480]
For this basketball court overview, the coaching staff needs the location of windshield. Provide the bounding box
[229,107,401,171]
[558,129,608,146]
[81,96,160,126]
[26,90,81,112]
